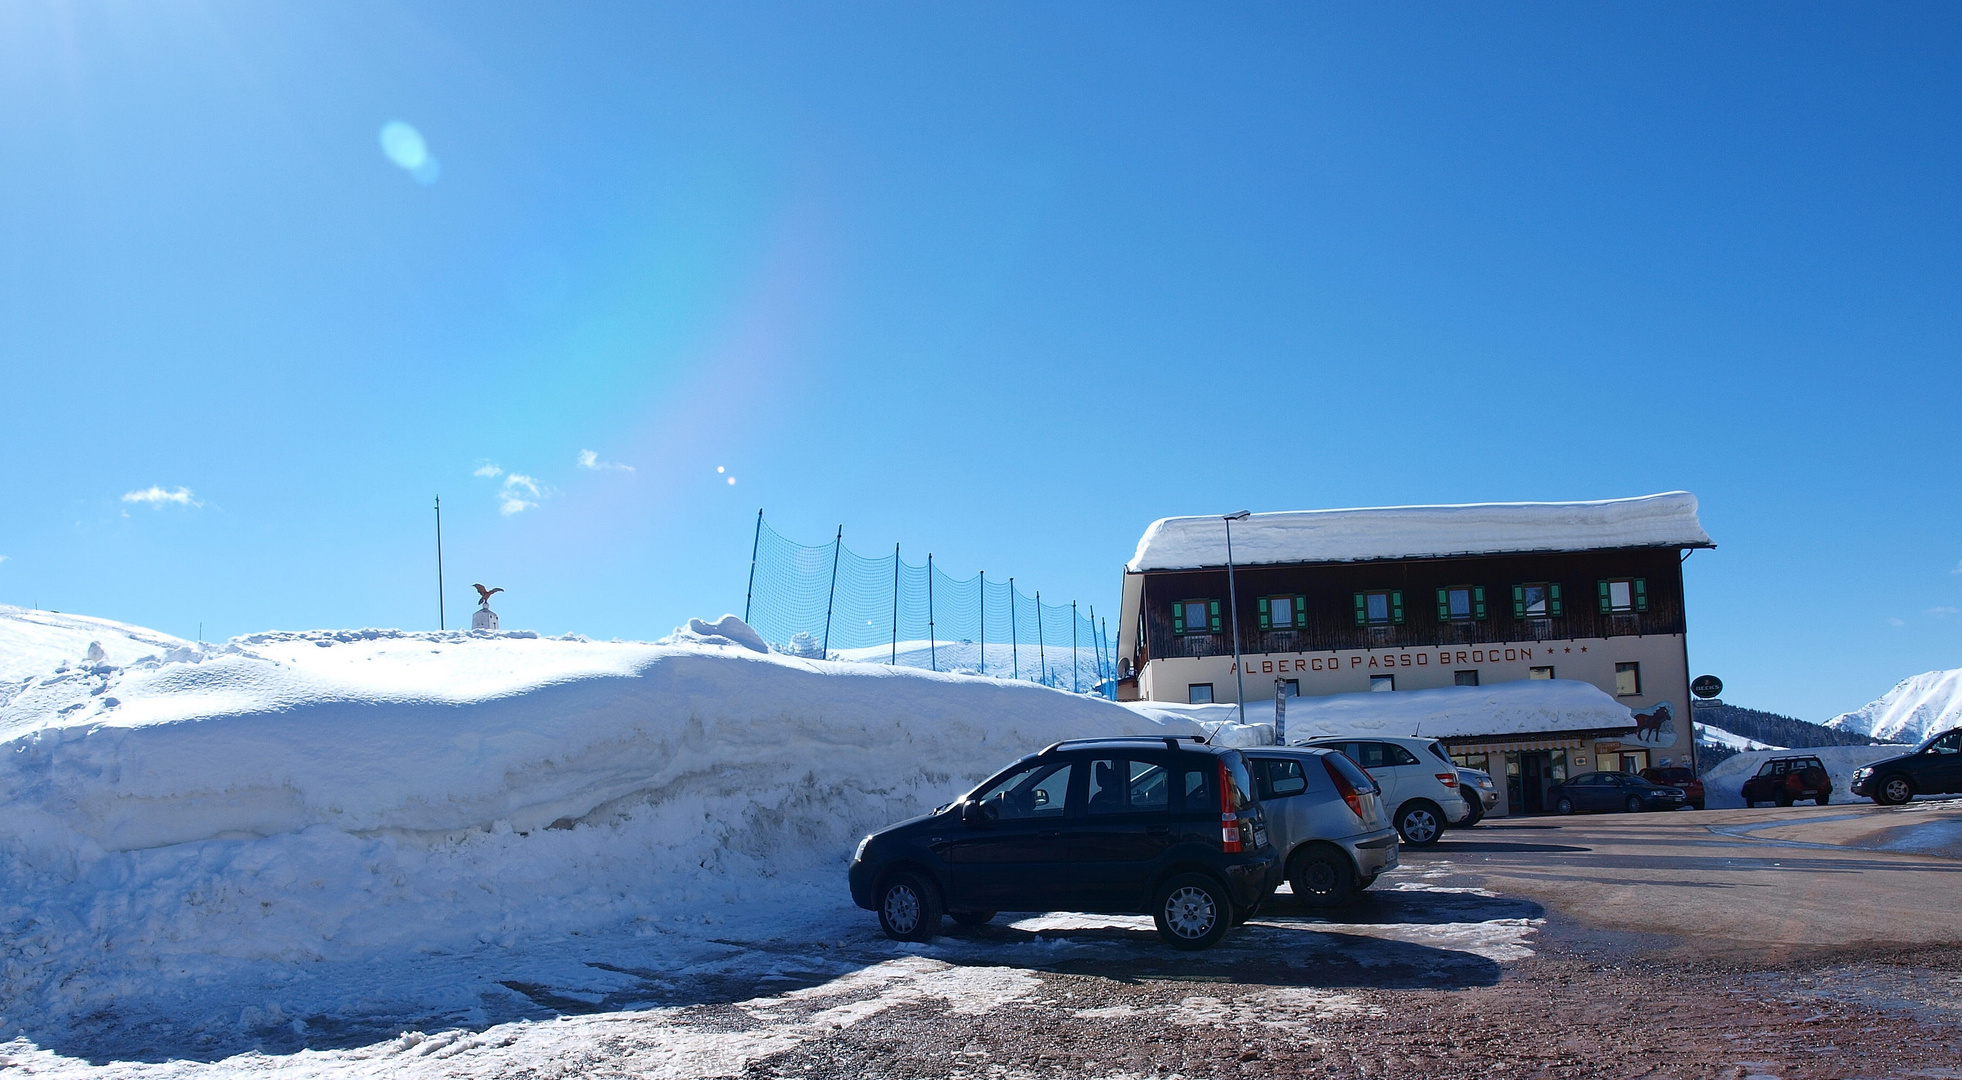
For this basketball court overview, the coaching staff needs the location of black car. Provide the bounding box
[848,736,1280,950]
[1549,771,1690,815]
[1851,727,1962,805]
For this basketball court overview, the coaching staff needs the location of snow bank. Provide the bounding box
[0,613,1205,1053]
[1826,668,1962,744]
[1136,680,1636,744]
[1698,745,1912,809]
[1128,492,1711,571]
[0,603,191,684]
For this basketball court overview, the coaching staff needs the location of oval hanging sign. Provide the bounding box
[1691,675,1723,699]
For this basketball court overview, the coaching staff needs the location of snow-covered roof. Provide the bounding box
[1127,492,1712,572]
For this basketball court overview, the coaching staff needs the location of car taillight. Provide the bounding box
[1323,757,1365,821]
[1217,759,1243,853]
[1437,773,1458,788]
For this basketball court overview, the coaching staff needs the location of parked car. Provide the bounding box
[1453,767,1500,826]
[1640,766,1705,811]
[1740,755,1833,807]
[1549,771,1690,814]
[1851,727,1962,805]
[848,736,1280,950]
[1241,747,1400,907]
[1295,736,1469,846]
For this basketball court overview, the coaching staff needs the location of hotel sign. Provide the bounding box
[1231,645,1558,675]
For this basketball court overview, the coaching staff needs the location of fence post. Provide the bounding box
[1102,617,1113,699]
[1072,601,1079,693]
[1037,590,1046,687]
[927,553,937,672]
[1010,577,1019,680]
[1089,604,1100,692]
[821,525,842,658]
[978,571,986,675]
[744,509,763,624]
[891,543,900,665]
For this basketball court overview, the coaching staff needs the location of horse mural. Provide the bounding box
[1632,702,1677,746]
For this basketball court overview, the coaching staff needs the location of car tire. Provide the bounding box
[1775,792,1793,808]
[1624,795,1644,814]
[1816,793,1829,806]
[1457,795,1484,828]
[1288,844,1357,909]
[950,910,995,927]
[876,871,942,943]
[1554,795,1575,815]
[1875,774,1914,806]
[1395,801,1445,847]
[1692,800,1705,811]
[1153,873,1233,951]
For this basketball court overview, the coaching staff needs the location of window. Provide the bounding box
[1614,662,1642,697]
[1930,731,1962,754]
[1279,678,1299,697]
[1529,666,1555,680]
[1512,582,1564,618]
[1259,594,1307,630]
[973,761,1074,820]
[1370,675,1395,692]
[1178,764,1216,812]
[1354,590,1404,625]
[1436,586,1487,621]
[1598,578,1648,614]
[1173,598,1221,635]
[1252,757,1309,800]
[1345,741,1420,769]
[1188,683,1214,704]
[1087,758,1170,815]
[1454,670,1480,687]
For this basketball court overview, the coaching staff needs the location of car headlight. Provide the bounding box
[852,835,873,863]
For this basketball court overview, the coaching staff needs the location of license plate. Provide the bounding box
[1253,825,1268,848]
[1385,847,1399,868]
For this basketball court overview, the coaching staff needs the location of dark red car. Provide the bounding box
[1640,766,1704,811]
[1740,755,1832,807]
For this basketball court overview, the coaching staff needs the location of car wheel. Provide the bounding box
[1692,800,1705,811]
[1457,795,1484,828]
[1816,793,1829,806]
[1395,802,1444,847]
[1624,795,1644,814]
[1357,874,1378,892]
[876,871,942,943]
[1554,795,1575,815]
[950,910,995,927]
[1153,873,1233,951]
[1775,792,1793,807]
[1875,775,1914,806]
[1288,844,1357,909]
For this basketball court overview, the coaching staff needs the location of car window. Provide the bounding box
[1425,740,1453,766]
[973,761,1073,820]
[1251,757,1309,800]
[1386,744,1422,767]
[1930,731,1962,754]
[1178,762,1217,814]
[1221,752,1255,811]
[1086,758,1170,815]
[1350,742,1390,769]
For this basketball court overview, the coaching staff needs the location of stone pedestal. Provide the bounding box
[472,607,499,630]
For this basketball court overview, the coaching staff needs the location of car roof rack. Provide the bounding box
[1038,734,1209,755]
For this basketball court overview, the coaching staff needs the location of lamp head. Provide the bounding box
[1224,510,1251,521]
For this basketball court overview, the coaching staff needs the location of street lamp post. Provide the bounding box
[1224,510,1250,725]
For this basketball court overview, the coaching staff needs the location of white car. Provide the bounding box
[1293,736,1469,846]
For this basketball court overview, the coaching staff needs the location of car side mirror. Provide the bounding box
[960,800,993,826]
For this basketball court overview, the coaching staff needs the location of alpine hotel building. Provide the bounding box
[1116,493,1715,814]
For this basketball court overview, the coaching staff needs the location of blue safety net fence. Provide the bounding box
[742,514,1116,697]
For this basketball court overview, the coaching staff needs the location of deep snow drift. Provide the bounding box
[0,610,1206,1059]
[0,604,191,684]
[1827,668,1962,743]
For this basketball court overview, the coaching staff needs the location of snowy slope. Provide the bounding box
[1698,744,1914,809]
[0,611,1208,1058]
[1696,722,1783,752]
[1826,668,1962,744]
[0,603,191,683]
[1128,492,1711,571]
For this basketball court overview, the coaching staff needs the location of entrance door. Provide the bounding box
[1518,752,1551,814]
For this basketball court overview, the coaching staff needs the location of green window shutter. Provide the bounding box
[1473,585,1487,620]
[1548,583,1563,617]
[1294,594,1307,628]
[1436,588,1450,621]
[1172,601,1185,634]
[1353,592,1367,626]
[1208,600,1221,633]
[1390,590,1405,624]
[1512,584,1526,619]
[1598,580,1612,614]
[1257,596,1271,630]
[1634,578,1648,612]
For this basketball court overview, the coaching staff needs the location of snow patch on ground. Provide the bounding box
[1826,668,1962,744]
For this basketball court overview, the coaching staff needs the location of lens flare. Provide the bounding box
[379,121,441,184]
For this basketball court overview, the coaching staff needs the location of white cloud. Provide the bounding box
[497,472,542,515]
[121,486,200,509]
[473,464,504,478]
[1889,616,1908,627]
[502,473,540,497]
[499,497,536,516]
[577,449,633,472]
[1952,559,1962,575]
[1929,606,1959,618]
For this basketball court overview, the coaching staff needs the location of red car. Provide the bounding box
[1739,755,1832,807]
[1640,766,1704,811]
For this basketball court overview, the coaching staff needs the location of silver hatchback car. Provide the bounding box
[1241,747,1401,907]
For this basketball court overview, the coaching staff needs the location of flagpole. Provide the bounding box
[435,496,446,631]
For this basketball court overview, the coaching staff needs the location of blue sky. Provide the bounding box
[2,2,1958,721]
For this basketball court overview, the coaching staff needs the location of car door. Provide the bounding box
[939,758,1079,910]
[1063,754,1178,911]
[1347,742,1404,809]
[1922,730,1962,792]
[1578,773,1615,811]
[1246,754,1313,855]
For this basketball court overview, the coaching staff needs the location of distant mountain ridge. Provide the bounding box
[1825,668,1962,744]
[1694,704,1882,750]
